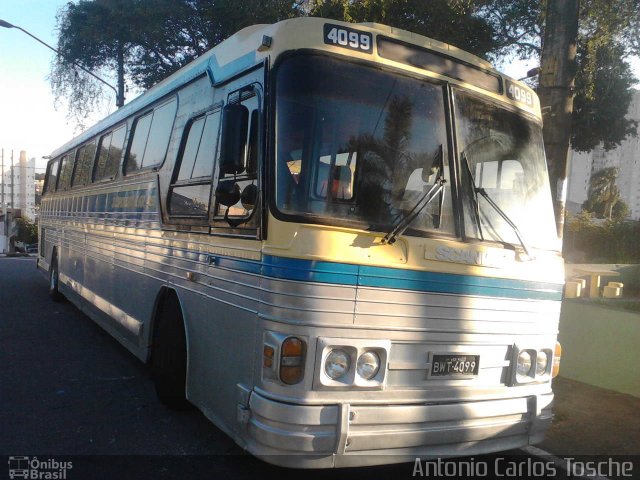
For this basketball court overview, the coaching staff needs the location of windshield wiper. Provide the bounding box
[461,152,484,241]
[461,152,534,259]
[382,146,446,245]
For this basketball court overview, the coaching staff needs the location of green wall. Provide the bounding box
[558,301,640,397]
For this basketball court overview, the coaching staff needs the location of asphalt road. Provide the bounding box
[0,257,577,480]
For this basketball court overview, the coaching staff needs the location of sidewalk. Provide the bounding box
[539,376,640,455]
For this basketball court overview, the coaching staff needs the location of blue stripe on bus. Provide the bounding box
[212,254,562,301]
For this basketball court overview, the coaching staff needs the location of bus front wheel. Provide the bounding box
[150,294,192,410]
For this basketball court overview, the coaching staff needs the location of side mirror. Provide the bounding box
[215,180,241,207]
[219,103,249,176]
[240,184,258,210]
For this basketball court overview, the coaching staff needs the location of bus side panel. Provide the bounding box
[83,227,115,311]
[177,266,260,442]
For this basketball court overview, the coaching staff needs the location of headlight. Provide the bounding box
[517,350,533,376]
[357,351,380,380]
[536,351,549,376]
[325,349,350,380]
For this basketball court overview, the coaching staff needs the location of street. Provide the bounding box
[0,258,589,479]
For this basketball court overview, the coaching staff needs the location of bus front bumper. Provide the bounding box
[244,390,554,468]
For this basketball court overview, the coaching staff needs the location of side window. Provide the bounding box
[213,91,260,224]
[45,159,60,194]
[58,154,74,191]
[126,97,177,174]
[72,140,96,187]
[94,125,126,181]
[168,108,222,217]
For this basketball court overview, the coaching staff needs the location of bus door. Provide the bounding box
[211,76,264,237]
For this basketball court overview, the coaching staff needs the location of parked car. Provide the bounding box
[26,243,38,254]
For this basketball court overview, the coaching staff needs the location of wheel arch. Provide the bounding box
[49,245,58,267]
[146,286,190,364]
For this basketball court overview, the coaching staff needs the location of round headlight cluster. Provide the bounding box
[536,350,548,375]
[325,349,350,379]
[356,351,380,380]
[324,349,382,381]
[517,351,533,376]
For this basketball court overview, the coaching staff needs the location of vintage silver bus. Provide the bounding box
[39,17,563,468]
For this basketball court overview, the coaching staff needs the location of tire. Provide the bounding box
[149,295,192,410]
[48,255,63,302]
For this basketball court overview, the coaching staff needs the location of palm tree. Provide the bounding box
[582,167,620,219]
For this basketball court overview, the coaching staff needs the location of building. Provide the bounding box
[0,209,22,253]
[0,150,36,222]
[566,89,640,220]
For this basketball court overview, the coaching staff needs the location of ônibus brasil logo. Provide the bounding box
[8,456,72,479]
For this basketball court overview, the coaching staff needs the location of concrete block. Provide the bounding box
[573,278,587,289]
[603,286,621,298]
[564,281,582,298]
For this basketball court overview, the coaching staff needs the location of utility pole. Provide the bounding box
[1,148,4,215]
[10,150,14,213]
[1,148,5,253]
[537,0,580,239]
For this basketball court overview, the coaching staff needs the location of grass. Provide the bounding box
[584,298,640,314]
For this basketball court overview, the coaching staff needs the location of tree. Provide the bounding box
[129,0,302,89]
[14,218,38,245]
[52,0,639,154]
[611,200,630,221]
[306,0,496,58]
[52,0,302,121]
[582,167,623,220]
[51,0,147,123]
[478,0,639,154]
[571,42,639,152]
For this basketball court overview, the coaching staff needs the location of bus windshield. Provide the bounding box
[275,55,456,236]
[454,91,560,252]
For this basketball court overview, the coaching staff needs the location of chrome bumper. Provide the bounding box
[245,391,553,468]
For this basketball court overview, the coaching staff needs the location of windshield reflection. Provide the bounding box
[275,55,455,236]
[455,91,559,251]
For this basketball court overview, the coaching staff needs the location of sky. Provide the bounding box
[1,1,639,175]
[0,1,117,174]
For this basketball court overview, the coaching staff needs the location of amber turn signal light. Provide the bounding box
[552,342,561,378]
[280,337,306,385]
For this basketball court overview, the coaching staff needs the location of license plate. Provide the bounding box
[429,354,480,378]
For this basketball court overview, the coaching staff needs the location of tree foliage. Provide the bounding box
[582,167,625,220]
[129,0,302,89]
[51,0,300,121]
[569,0,640,151]
[52,0,639,151]
[564,211,640,263]
[14,218,38,245]
[305,0,495,58]
[51,0,143,125]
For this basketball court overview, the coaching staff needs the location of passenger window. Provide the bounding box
[126,97,177,174]
[95,125,126,181]
[127,112,152,173]
[45,159,60,193]
[57,154,74,191]
[72,140,96,187]
[168,109,222,217]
